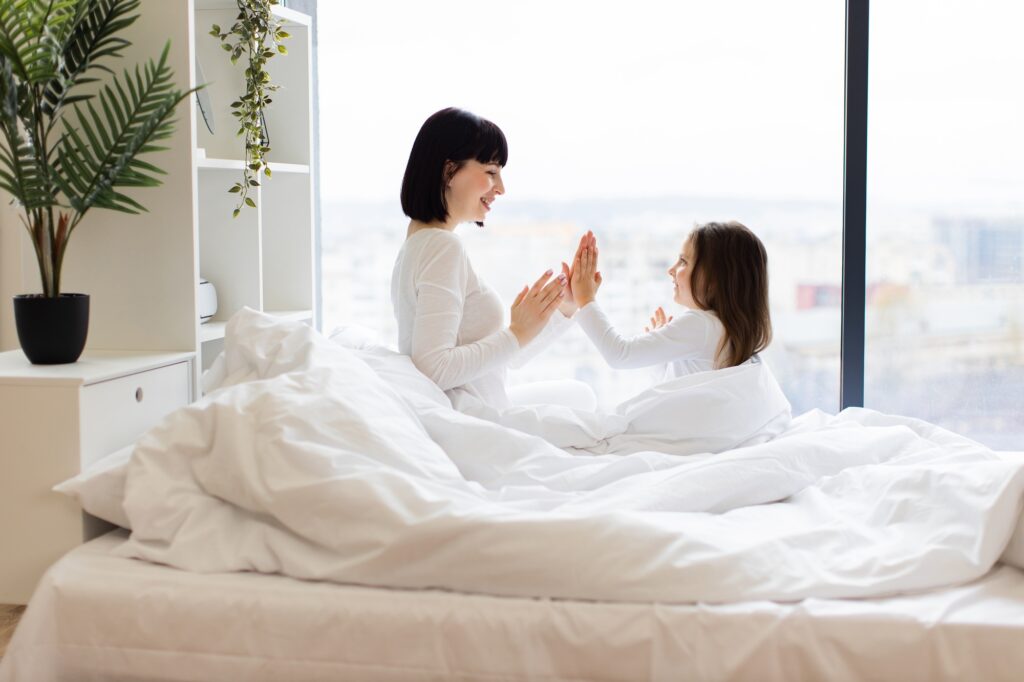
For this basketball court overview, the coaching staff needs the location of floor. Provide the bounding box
[0,604,25,660]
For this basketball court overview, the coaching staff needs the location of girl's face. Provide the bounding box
[445,159,504,225]
[667,237,699,308]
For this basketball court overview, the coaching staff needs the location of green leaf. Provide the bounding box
[232,207,240,217]
[211,0,288,219]
[41,0,142,121]
[58,41,195,217]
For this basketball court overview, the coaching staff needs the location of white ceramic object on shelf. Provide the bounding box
[198,278,218,324]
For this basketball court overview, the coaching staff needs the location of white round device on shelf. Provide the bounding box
[199,278,218,324]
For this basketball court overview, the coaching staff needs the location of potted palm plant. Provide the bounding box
[0,0,192,364]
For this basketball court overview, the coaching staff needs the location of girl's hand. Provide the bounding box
[556,232,589,317]
[509,269,566,346]
[570,232,602,308]
[644,306,673,332]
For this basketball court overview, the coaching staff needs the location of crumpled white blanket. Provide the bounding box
[449,357,792,455]
[116,308,1024,603]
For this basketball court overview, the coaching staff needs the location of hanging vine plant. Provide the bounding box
[210,0,289,217]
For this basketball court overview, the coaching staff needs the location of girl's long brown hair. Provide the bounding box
[688,221,772,368]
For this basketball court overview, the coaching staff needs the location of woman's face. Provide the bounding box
[445,159,504,224]
[667,237,699,308]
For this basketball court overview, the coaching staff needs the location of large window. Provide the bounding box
[319,1,844,412]
[865,1,1024,448]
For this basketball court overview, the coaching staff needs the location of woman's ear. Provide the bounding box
[443,160,458,188]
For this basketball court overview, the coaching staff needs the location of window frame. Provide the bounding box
[841,0,868,408]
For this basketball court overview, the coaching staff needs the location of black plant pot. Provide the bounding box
[13,293,90,365]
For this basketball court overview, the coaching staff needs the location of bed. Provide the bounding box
[3,309,1024,680]
[3,530,1024,681]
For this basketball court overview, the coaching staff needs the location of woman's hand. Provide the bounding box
[570,232,602,308]
[644,306,673,332]
[509,269,567,346]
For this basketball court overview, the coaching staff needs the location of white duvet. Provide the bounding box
[115,309,1024,603]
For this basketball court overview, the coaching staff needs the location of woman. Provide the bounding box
[391,107,585,412]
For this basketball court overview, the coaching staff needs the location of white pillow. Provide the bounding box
[53,446,132,529]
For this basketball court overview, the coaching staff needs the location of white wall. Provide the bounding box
[0,199,24,351]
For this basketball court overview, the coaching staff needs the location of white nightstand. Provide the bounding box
[0,349,194,604]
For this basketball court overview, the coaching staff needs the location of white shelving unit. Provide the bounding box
[194,0,316,371]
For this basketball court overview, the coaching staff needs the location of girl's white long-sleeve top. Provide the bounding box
[574,300,728,379]
[391,228,571,408]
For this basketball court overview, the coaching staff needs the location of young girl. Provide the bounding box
[571,222,772,380]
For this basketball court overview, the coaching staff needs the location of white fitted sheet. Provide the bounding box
[3,531,1024,682]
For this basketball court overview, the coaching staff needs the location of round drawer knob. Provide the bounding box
[135,387,144,403]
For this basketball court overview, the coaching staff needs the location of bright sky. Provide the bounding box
[316,1,1023,210]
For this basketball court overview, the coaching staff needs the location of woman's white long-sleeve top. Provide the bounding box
[391,228,571,408]
[574,300,728,379]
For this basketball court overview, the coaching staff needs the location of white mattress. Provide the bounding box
[3,531,1024,681]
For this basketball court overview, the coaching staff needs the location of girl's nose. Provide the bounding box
[494,175,505,195]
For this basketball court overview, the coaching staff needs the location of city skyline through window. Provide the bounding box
[317,1,1022,447]
[864,1,1024,448]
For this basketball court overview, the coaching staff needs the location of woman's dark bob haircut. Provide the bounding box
[401,107,508,224]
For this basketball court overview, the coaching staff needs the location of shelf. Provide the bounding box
[266,309,315,322]
[198,321,227,344]
[199,309,313,344]
[272,5,313,27]
[196,0,311,26]
[197,156,310,174]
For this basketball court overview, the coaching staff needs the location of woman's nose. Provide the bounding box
[667,265,674,277]
[494,175,505,195]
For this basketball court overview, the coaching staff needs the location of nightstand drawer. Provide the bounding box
[80,361,191,468]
